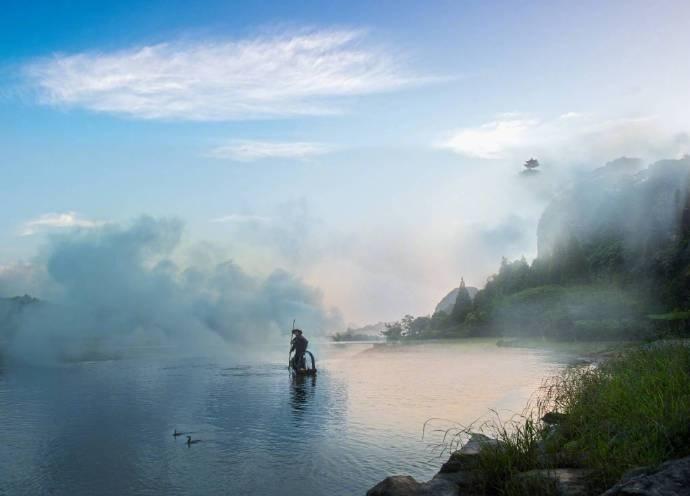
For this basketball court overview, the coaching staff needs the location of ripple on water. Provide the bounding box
[0,341,572,496]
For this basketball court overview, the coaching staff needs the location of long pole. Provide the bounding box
[288,319,296,370]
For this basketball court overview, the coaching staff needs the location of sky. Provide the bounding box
[1,0,690,326]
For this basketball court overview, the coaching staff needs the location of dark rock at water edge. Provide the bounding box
[366,475,458,496]
[601,456,690,496]
[366,433,500,496]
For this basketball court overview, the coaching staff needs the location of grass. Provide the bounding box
[551,343,690,487]
[428,342,690,495]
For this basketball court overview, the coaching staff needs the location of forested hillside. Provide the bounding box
[383,156,690,340]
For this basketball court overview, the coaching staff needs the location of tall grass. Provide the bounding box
[551,344,690,488]
[430,343,690,495]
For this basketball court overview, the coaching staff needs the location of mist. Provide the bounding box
[0,216,343,364]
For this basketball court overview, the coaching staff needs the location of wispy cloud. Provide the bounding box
[436,113,689,162]
[21,212,104,236]
[207,140,331,161]
[24,29,421,121]
[210,213,272,224]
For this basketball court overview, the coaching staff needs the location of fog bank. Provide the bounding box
[0,216,342,363]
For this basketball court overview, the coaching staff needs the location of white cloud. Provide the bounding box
[436,118,538,159]
[210,214,272,224]
[436,113,690,163]
[25,29,420,121]
[21,212,104,236]
[207,140,331,161]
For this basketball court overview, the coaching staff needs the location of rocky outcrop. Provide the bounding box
[434,287,478,315]
[601,456,690,496]
[440,433,501,473]
[366,430,690,496]
[366,433,500,496]
[366,475,457,496]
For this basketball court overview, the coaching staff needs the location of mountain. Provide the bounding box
[385,156,690,341]
[537,156,689,261]
[0,295,40,344]
[434,286,478,315]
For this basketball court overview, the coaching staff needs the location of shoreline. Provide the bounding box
[366,340,690,496]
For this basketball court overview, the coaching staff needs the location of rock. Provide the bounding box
[366,434,502,496]
[435,287,478,315]
[542,412,569,425]
[366,475,458,496]
[515,468,593,496]
[445,433,503,470]
[601,456,690,495]
[432,470,474,491]
[439,460,469,473]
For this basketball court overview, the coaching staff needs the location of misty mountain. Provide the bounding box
[384,156,690,341]
[434,285,479,315]
[0,295,40,343]
[538,156,689,262]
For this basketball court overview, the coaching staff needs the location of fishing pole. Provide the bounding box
[287,319,296,371]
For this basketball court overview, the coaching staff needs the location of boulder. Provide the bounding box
[432,470,473,490]
[366,434,502,496]
[366,475,458,496]
[443,433,503,471]
[601,456,690,495]
[514,468,593,496]
[542,412,569,425]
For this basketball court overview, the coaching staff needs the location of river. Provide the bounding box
[0,339,577,495]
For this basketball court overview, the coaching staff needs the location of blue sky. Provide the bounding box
[1,0,689,324]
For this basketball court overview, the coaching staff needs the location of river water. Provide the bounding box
[0,340,575,496]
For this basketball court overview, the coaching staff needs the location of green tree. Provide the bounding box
[407,315,431,338]
[451,278,473,324]
[382,321,403,340]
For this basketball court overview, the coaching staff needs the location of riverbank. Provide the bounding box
[367,341,690,495]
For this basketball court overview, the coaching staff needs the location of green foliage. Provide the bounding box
[381,320,404,340]
[472,415,551,496]
[648,310,690,320]
[490,285,649,340]
[551,344,690,489]
[442,344,690,495]
[382,172,690,341]
[382,314,432,340]
[451,278,473,324]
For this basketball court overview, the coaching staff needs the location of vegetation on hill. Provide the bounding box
[383,157,690,341]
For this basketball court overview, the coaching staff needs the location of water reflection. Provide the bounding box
[0,341,571,496]
[290,374,316,420]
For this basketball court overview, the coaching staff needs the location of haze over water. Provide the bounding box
[0,340,574,496]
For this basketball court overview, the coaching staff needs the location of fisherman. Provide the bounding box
[290,328,309,371]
